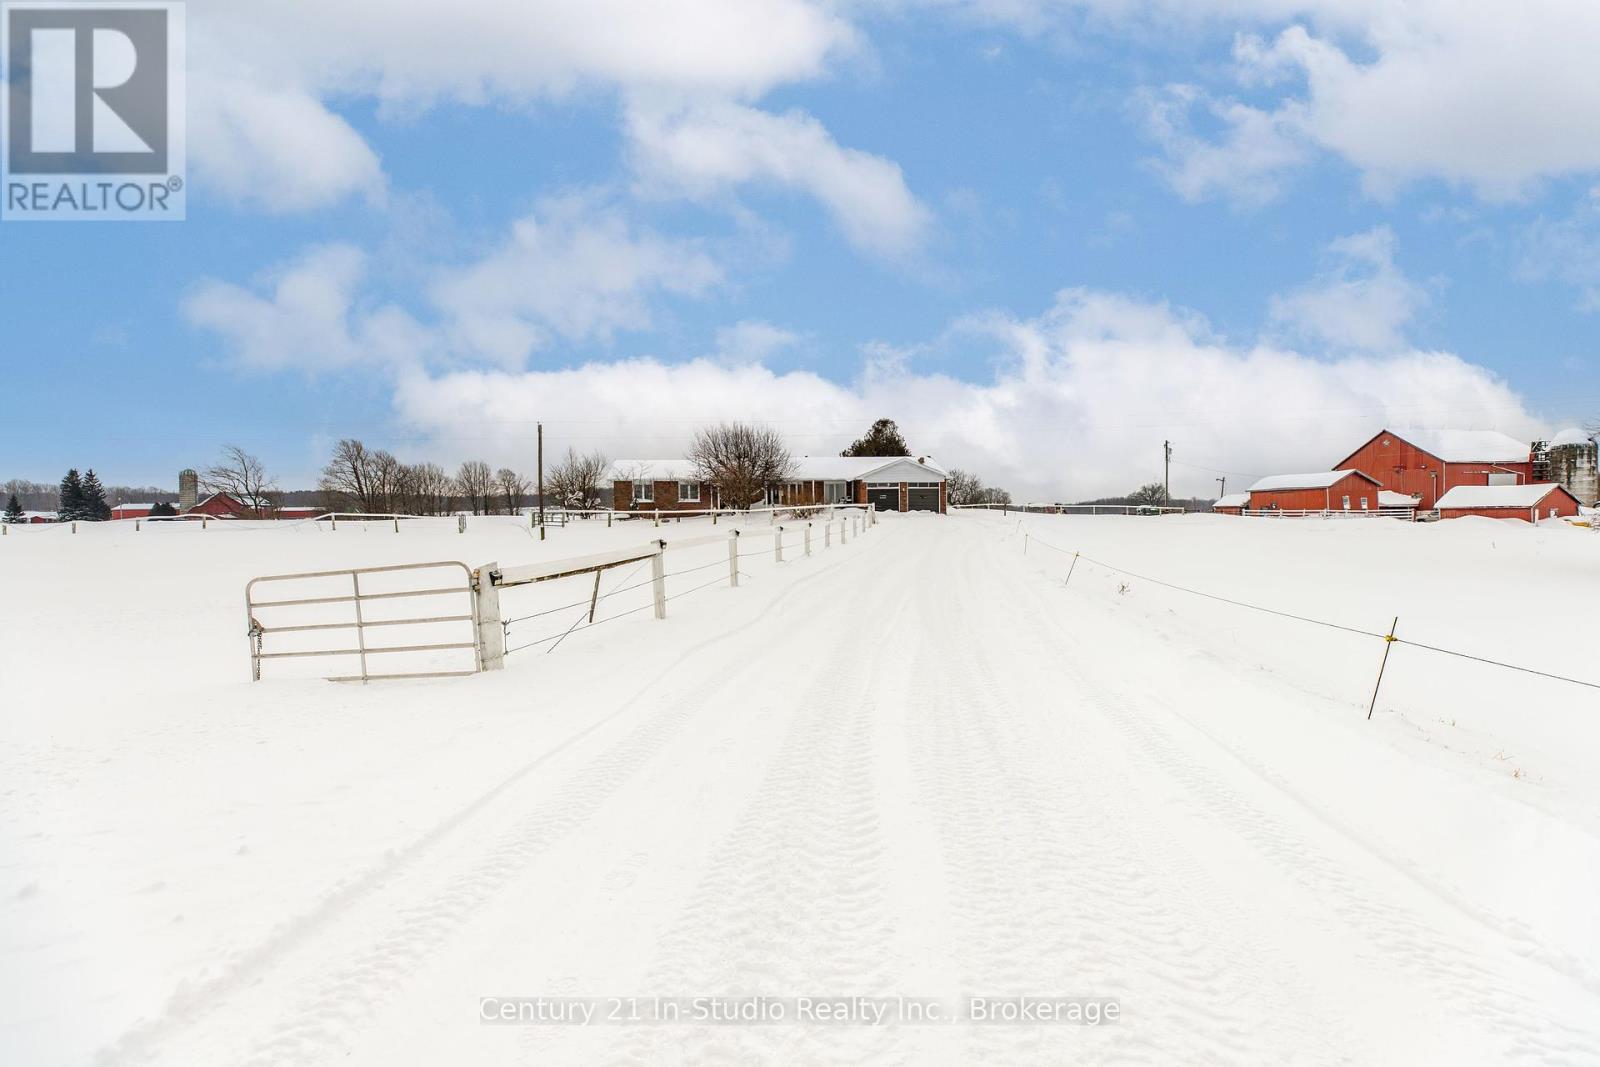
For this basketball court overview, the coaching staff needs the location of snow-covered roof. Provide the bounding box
[1378,491,1419,508]
[1212,493,1250,509]
[1249,469,1377,492]
[1546,427,1595,448]
[608,455,949,482]
[111,502,159,510]
[1393,428,1532,463]
[1435,483,1572,509]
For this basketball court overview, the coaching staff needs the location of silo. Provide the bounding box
[1539,430,1598,507]
[179,469,199,512]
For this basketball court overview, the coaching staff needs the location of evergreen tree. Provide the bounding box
[80,469,111,520]
[58,469,84,521]
[149,501,177,517]
[3,493,23,523]
[841,418,912,458]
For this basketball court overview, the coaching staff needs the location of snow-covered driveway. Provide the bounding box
[5,513,1599,1065]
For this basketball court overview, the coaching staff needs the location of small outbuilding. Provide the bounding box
[1248,470,1383,514]
[1212,493,1250,516]
[1434,483,1581,523]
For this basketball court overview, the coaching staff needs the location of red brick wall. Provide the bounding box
[613,479,708,511]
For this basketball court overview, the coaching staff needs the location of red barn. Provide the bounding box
[1248,470,1383,513]
[110,502,166,520]
[188,493,321,520]
[1212,493,1249,516]
[1434,483,1581,523]
[1334,429,1533,509]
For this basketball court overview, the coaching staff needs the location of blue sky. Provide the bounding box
[3,1,1598,499]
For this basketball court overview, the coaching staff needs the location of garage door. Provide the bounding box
[867,485,900,512]
[906,484,940,512]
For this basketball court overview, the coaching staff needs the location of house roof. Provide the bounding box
[1435,483,1576,509]
[608,455,949,482]
[1378,491,1420,508]
[1212,493,1250,509]
[1249,469,1379,492]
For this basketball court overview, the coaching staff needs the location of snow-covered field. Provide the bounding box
[2,510,1598,1066]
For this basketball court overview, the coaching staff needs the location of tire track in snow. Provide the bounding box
[988,523,1600,1066]
[603,548,922,1067]
[901,529,1324,1065]
[97,529,897,1067]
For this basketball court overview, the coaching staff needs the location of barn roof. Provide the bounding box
[1435,483,1575,509]
[1378,491,1420,508]
[1212,493,1250,509]
[1249,469,1380,492]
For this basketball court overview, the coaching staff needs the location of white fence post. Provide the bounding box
[474,562,504,671]
[775,526,784,563]
[651,541,667,619]
[841,517,848,544]
[457,515,466,534]
[804,523,812,557]
[728,530,740,587]
[824,521,831,548]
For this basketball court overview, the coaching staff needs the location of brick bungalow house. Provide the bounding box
[609,456,949,514]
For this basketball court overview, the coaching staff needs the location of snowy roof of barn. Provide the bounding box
[1378,491,1420,508]
[1547,427,1595,448]
[1212,493,1250,509]
[1393,428,1532,463]
[1249,469,1379,492]
[607,456,949,482]
[1434,483,1573,509]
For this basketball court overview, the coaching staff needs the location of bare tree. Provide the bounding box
[546,448,610,510]
[400,462,454,515]
[689,423,793,510]
[496,467,531,516]
[1128,482,1169,507]
[319,439,380,513]
[456,460,494,515]
[947,469,983,507]
[201,445,277,517]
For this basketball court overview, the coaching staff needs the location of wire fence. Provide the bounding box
[1013,526,1600,706]
[497,511,875,660]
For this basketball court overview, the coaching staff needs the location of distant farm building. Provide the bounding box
[1434,483,1581,523]
[1212,493,1250,516]
[609,456,949,514]
[188,493,321,520]
[1333,429,1534,509]
[1247,470,1383,514]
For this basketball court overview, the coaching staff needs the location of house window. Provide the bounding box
[1361,497,1369,510]
[1342,495,1351,510]
[633,480,654,504]
[678,482,700,503]
[824,480,847,503]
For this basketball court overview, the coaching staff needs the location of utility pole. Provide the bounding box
[1216,476,1226,499]
[1163,440,1172,505]
[536,421,546,541]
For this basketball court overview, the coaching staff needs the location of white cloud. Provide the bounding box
[1158,3,1600,201]
[626,98,932,259]
[432,195,723,366]
[1140,84,1309,206]
[188,73,385,213]
[1518,188,1600,312]
[1269,226,1428,351]
[388,289,1543,500]
[711,320,804,366]
[184,1,857,214]
[186,198,723,373]
[182,245,423,372]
